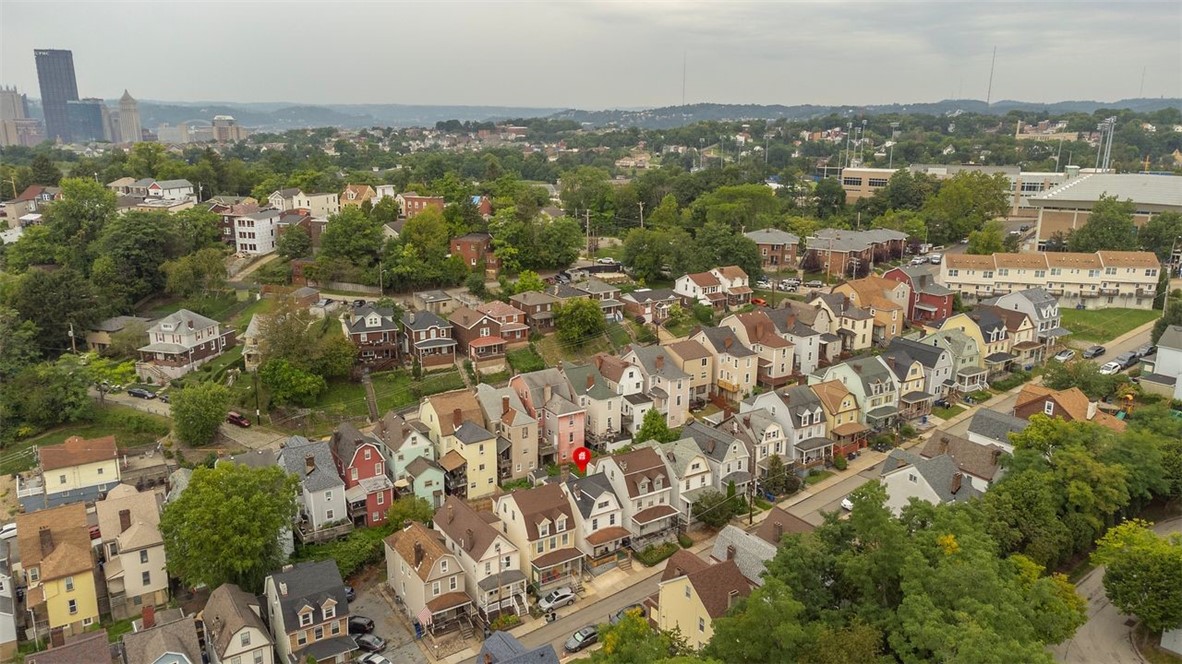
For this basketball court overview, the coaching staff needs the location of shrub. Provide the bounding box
[678,533,693,549]
[634,541,679,567]
[490,613,521,631]
[900,424,917,438]
[833,454,848,471]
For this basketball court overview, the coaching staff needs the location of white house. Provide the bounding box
[588,446,678,549]
[879,449,981,516]
[639,438,714,527]
[278,437,349,541]
[1141,325,1182,401]
[146,179,194,201]
[235,209,281,255]
[203,583,274,664]
[432,497,527,621]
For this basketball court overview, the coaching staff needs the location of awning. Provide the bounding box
[837,328,856,337]
[914,302,939,312]
[586,526,631,546]
[138,342,188,354]
[415,338,457,349]
[1043,327,1072,338]
[866,406,898,421]
[820,333,841,343]
[795,437,833,452]
[469,336,506,349]
[985,352,1015,364]
[957,366,987,377]
[832,422,870,436]
[439,450,467,472]
[729,286,753,295]
[1013,341,1042,351]
[298,636,357,662]
[532,547,584,570]
[477,569,527,591]
[900,391,933,403]
[426,591,473,614]
[722,470,752,485]
[632,504,678,524]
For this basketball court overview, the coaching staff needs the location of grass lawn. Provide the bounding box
[605,322,632,349]
[3,405,170,475]
[535,332,616,366]
[230,295,278,331]
[507,347,546,373]
[804,470,834,486]
[753,289,805,307]
[1060,307,1161,343]
[663,319,696,339]
[139,293,239,321]
[312,370,467,420]
[592,244,625,261]
[932,404,967,420]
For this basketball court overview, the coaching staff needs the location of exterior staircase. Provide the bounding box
[360,369,379,422]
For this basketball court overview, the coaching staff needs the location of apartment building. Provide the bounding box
[940,251,1160,309]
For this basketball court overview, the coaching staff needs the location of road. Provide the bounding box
[94,388,287,450]
[783,460,886,526]
[518,575,660,657]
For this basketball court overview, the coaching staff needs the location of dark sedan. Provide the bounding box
[356,633,386,653]
[564,625,598,653]
[127,387,156,399]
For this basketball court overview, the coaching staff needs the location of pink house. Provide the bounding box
[329,422,395,527]
[509,368,586,466]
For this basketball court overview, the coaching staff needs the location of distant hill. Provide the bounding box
[128,101,563,130]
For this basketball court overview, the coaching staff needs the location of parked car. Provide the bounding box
[345,585,356,602]
[353,299,367,307]
[609,604,647,625]
[909,257,927,266]
[804,280,823,288]
[1082,345,1106,359]
[356,633,386,653]
[157,393,171,404]
[359,655,392,664]
[127,387,156,399]
[564,625,599,653]
[840,497,854,511]
[226,412,251,428]
[596,257,618,265]
[349,616,375,634]
[538,586,576,612]
[1098,361,1122,375]
[1052,349,1077,362]
[751,297,767,306]
[1019,225,1030,232]
[928,253,943,264]
[933,397,951,409]
[0,523,16,540]
[315,299,330,308]
[1114,351,1138,369]
[1134,344,1156,358]
[756,278,771,289]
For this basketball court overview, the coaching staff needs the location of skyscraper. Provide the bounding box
[34,48,79,142]
[0,86,29,121]
[66,98,105,142]
[118,90,142,143]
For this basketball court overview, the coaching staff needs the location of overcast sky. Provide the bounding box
[2,1,1179,109]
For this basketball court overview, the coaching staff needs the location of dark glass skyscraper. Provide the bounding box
[34,48,79,142]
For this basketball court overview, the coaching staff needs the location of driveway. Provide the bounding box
[1051,517,1182,663]
[783,460,885,526]
[351,584,427,664]
[94,389,287,450]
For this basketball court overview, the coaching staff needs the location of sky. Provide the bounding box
[2,1,1180,109]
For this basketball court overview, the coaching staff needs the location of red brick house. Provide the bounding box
[450,232,500,276]
[509,291,560,332]
[449,307,507,369]
[344,304,399,370]
[744,228,800,271]
[329,422,395,527]
[476,301,530,347]
[471,195,493,217]
[396,192,445,218]
[400,310,456,371]
[882,264,955,323]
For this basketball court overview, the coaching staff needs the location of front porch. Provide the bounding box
[898,392,933,421]
[583,527,632,571]
[439,451,468,500]
[865,406,899,432]
[629,505,679,549]
[955,366,988,393]
[726,287,753,308]
[477,571,528,620]
[1011,341,1044,370]
[795,436,835,467]
[831,422,869,457]
[416,592,475,637]
[984,352,1015,378]
[530,548,584,594]
[294,518,354,544]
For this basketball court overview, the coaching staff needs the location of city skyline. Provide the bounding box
[1,2,1179,109]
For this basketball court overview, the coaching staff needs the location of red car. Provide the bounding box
[751,298,767,306]
[226,412,251,428]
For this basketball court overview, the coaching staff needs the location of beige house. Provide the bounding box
[980,305,1043,369]
[719,311,796,388]
[690,327,758,404]
[418,389,485,446]
[663,339,714,404]
[474,384,537,481]
[941,251,1160,309]
[95,484,168,619]
[588,447,679,549]
[493,483,584,594]
[654,550,752,651]
[837,167,899,202]
[809,293,874,353]
[432,497,527,621]
[384,521,473,635]
[203,583,275,664]
[832,276,910,344]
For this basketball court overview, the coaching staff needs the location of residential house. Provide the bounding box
[292,191,341,218]
[142,179,194,201]
[3,184,61,223]
[985,287,1071,353]
[399,310,456,372]
[809,293,874,353]
[476,301,530,348]
[715,409,789,480]
[494,483,584,594]
[965,409,1029,453]
[919,432,1005,491]
[397,192,445,218]
[406,458,447,509]
[804,227,907,277]
[420,390,484,447]
[756,307,822,375]
[925,312,1001,377]
[691,327,758,403]
[878,348,934,422]
[432,497,527,620]
[508,291,560,332]
[923,328,987,394]
[15,503,99,637]
[121,613,203,664]
[674,271,725,310]
[413,290,456,317]
[742,385,830,467]
[344,305,398,371]
[329,423,395,528]
[384,522,473,636]
[882,264,955,323]
[85,315,152,353]
[241,314,264,372]
[663,339,714,405]
[450,232,500,275]
[450,307,508,371]
[372,411,434,484]
[654,551,751,651]
[441,418,499,501]
[620,345,691,428]
[25,630,114,664]
[510,369,586,466]
[639,439,714,527]
[712,265,753,308]
[208,202,261,245]
[810,379,867,456]
[202,583,274,664]
[720,311,796,388]
[471,194,493,217]
[0,541,16,662]
[591,354,653,437]
[136,309,236,382]
[1014,384,1127,433]
[20,434,121,512]
[887,337,956,398]
[679,421,753,495]
[588,447,678,549]
[574,278,624,321]
[810,355,900,431]
[744,228,799,270]
[474,384,538,481]
[1140,325,1182,401]
[560,362,622,449]
[339,184,376,208]
[95,484,167,620]
[779,300,841,364]
[263,560,357,664]
[278,437,351,544]
[979,305,1043,370]
[561,473,630,571]
[620,288,678,325]
[753,506,814,546]
[879,449,982,516]
[544,283,591,305]
[234,209,281,255]
[832,275,910,344]
[476,632,560,664]
[710,525,777,586]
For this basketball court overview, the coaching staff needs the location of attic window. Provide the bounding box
[1043,401,1054,416]
[299,609,313,627]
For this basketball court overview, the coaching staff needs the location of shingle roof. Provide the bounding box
[1158,324,1182,351]
[744,228,799,245]
[147,309,218,335]
[696,326,756,357]
[601,446,671,498]
[279,437,343,493]
[920,432,1005,482]
[810,379,854,415]
[881,449,982,504]
[501,482,575,541]
[424,389,484,437]
[563,472,615,519]
[623,288,677,304]
[434,495,506,559]
[687,559,752,618]
[661,549,710,581]
[680,421,740,462]
[754,506,814,545]
[888,336,950,369]
[122,615,202,664]
[560,362,616,401]
[347,305,398,334]
[638,438,705,479]
[95,484,161,550]
[268,560,350,636]
[204,583,271,658]
[15,503,92,582]
[476,631,560,664]
[453,421,496,445]
[39,435,118,471]
[449,306,492,330]
[711,525,776,585]
[27,630,114,664]
[401,310,450,331]
[386,521,453,582]
[474,383,535,427]
[966,409,1029,445]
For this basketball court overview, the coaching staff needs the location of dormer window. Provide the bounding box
[638,479,650,493]
[557,516,567,531]
[299,608,313,627]
[654,476,664,489]
[322,601,336,620]
[539,521,549,537]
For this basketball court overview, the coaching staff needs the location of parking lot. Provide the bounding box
[351,584,428,664]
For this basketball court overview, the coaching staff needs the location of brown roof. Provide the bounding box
[754,506,815,545]
[732,312,792,348]
[95,484,161,548]
[993,253,1049,270]
[687,559,752,618]
[715,265,748,281]
[27,630,116,664]
[811,379,854,415]
[433,495,505,559]
[1016,384,1128,433]
[585,526,631,545]
[439,450,467,472]
[944,254,997,270]
[686,271,721,287]
[448,306,491,330]
[204,583,271,658]
[39,435,118,471]
[1044,252,1102,269]
[476,301,525,320]
[592,353,633,383]
[531,547,584,569]
[1097,251,1159,268]
[920,432,1005,481]
[426,591,473,613]
[661,549,710,582]
[606,447,672,498]
[385,521,453,582]
[665,339,712,362]
[122,615,202,664]
[633,504,678,524]
[425,389,484,436]
[15,503,93,582]
[501,482,575,541]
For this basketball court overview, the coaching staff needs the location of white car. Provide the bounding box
[538,586,576,611]
[595,257,618,265]
[1052,349,1076,363]
[1098,361,1122,375]
[840,498,854,511]
[359,654,393,664]
[0,523,16,540]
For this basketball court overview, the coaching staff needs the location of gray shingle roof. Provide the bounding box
[696,326,756,358]
[744,228,799,245]
[348,305,398,334]
[268,560,351,640]
[1158,324,1182,351]
[711,524,777,586]
[476,631,560,664]
[967,409,1029,444]
[453,421,495,445]
[881,449,982,505]
[680,421,739,462]
[563,472,615,519]
[401,310,450,331]
[626,344,690,380]
[624,288,676,304]
[888,337,950,369]
[147,309,218,335]
[279,437,343,493]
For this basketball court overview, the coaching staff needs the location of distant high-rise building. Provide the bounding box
[118,89,142,143]
[212,115,247,143]
[34,48,79,141]
[0,88,42,146]
[66,98,106,142]
[0,86,29,121]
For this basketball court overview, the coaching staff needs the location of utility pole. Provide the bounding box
[253,369,261,424]
[584,209,592,258]
[985,45,997,108]
[638,201,645,229]
[68,322,77,354]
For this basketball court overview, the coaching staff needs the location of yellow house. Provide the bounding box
[833,276,910,344]
[923,313,988,359]
[444,421,499,500]
[35,435,122,509]
[880,350,933,421]
[15,503,100,636]
[983,305,1044,369]
[811,379,867,456]
[655,551,751,651]
[418,390,485,447]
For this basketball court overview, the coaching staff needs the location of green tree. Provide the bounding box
[1151,295,1182,344]
[10,267,101,356]
[160,463,299,593]
[370,196,401,225]
[40,178,117,272]
[1,360,92,431]
[635,409,678,444]
[260,359,327,407]
[622,228,680,283]
[691,489,738,528]
[276,226,312,259]
[921,171,1009,244]
[705,576,811,663]
[761,454,799,499]
[3,224,58,272]
[171,207,222,254]
[0,307,40,380]
[814,178,846,219]
[161,247,228,298]
[648,193,681,230]
[386,495,435,529]
[871,209,928,241]
[1040,358,1118,400]
[465,271,488,298]
[171,382,231,445]
[554,297,606,347]
[94,211,183,306]
[966,219,1008,255]
[512,270,545,294]
[29,154,62,186]
[591,610,691,663]
[560,166,614,218]
[1138,211,1182,261]
[103,320,149,359]
[309,333,358,380]
[1092,519,1182,633]
[1067,195,1139,252]
[319,206,383,268]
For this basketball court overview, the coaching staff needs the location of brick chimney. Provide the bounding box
[991,448,1002,465]
[453,408,463,429]
[484,654,493,664]
[464,528,474,551]
[726,544,736,560]
[727,589,740,609]
[502,396,510,416]
[119,509,132,533]
[447,504,454,524]
[950,472,963,494]
[724,337,733,350]
[413,542,423,567]
[142,604,156,630]
[586,374,595,390]
[543,384,553,404]
[938,436,950,454]
[655,354,664,370]
[38,526,54,558]
[305,454,316,475]
[773,521,783,542]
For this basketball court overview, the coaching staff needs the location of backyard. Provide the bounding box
[2,405,170,475]
[1060,307,1160,343]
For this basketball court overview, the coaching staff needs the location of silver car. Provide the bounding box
[538,586,576,611]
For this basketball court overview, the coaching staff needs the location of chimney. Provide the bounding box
[38,526,54,557]
[938,436,949,454]
[561,464,570,482]
[187,319,193,330]
[485,655,493,664]
[728,589,740,609]
[502,396,510,416]
[464,528,474,551]
[119,509,132,533]
[886,356,895,368]
[447,504,455,524]
[305,454,316,475]
[726,544,736,560]
[655,355,664,370]
[707,439,716,454]
[773,521,783,542]
[279,581,288,595]
[543,384,553,404]
[142,604,156,630]
[409,312,416,324]
[586,374,595,390]
[453,408,463,429]
[413,542,424,567]
[950,472,963,494]
[991,448,1002,465]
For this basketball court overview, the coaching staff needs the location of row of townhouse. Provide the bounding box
[673,265,754,311]
[741,227,909,277]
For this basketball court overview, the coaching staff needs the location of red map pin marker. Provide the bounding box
[572,446,592,473]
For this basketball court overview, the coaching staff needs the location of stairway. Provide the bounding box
[361,369,379,422]
[617,555,633,572]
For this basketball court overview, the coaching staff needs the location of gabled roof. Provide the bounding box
[623,288,677,304]
[147,309,218,335]
[779,384,824,419]
[279,436,343,493]
[509,290,560,307]
[373,411,429,453]
[330,421,380,466]
[810,293,873,321]
[121,614,201,664]
[501,482,575,541]
[966,409,1029,444]
[204,583,271,658]
[574,278,619,296]
[810,379,855,415]
[477,300,526,320]
[879,348,920,382]
[660,549,710,582]
[513,368,580,413]
[95,484,161,549]
[921,432,1005,482]
[686,559,752,618]
[600,446,671,498]
[563,472,616,519]
[26,630,113,664]
[401,309,450,331]
[625,344,690,380]
[424,389,484,437]
[476,631,560,664]
[680,421,741,462]
[406,456,444,478]
[449,306,492,330]
[730,312,792,349]
[888,336,951,369]
[560,361,616,401]
[1016,384,1126,432]
[881,449,982,505]
[711,525,776,585]
[638,438,706,479]
[695,326,756,358]
[682,271,721,288]
[267,560,350,634]
[151,179,193,189]
[754,506,814,545]
[762,307,821,338]
[15,503,92,581]
[664,339,712,361]
[1158,324,1182,351]
[474,383,535,428]
[453,421,496,445]
[714,265,748,282]
[976,305,1033,334]
[386,521,453,582]
[40,434,118,471]
[347,305,398,334]
[744,228,799,245]
[434,495,506,559]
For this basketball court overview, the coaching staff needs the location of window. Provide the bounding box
[300,611,313,627]
[485,561,492,574]
[241,632,251,647]
[948,269,958,277]
[842,177,863,186]
[1106,267,1117,275]
[97,467,103,475]
[297,631,307,646]
[1088,269,1099,278]
[142,571,151,586]
[537,541,544,554]
[869,177,889,187]
[59,474,67,484]
[908,473,917,483]
[323,603,335,619]
[314,626,324,640]
[325,490,333,501]
[331,621,341,635]
[699,617,706,632]
[350,468,358,481]
[610,514,616,525]
[685,586,692,599]
[450,576,458,591]
[1035,270,1046,278]
[140,550,149,564]
[28,568,38,583]
[254,652,264,664]
[375,462,383,475]
[68,599,77,614]
[433,581,441,596]
[326,509,334,520]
